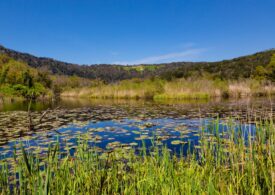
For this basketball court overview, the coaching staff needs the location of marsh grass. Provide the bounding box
[1,119,275,194]
[61,78,275,100]
[154,78,224,100]
[62,78,165,99]
[228,80,275,98]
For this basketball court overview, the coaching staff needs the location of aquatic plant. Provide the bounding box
[0,119,275,194]
[61,77,275,100]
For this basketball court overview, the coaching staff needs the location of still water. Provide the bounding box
[0,97,272,159]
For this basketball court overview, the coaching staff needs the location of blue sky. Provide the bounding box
[0,0,274,65]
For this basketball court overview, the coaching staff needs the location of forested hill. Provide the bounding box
[0,44,274,82]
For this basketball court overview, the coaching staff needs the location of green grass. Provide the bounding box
[154,92,210,100]
[1,119,275,194]
[123,65,163,72]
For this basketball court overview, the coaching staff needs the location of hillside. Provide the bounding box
[0,45,274,82]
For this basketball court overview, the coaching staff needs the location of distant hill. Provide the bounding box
[0,44,274,82]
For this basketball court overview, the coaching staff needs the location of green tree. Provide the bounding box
[37,71,52,88]
[0,66,9,84]
[255,65,267,80]
[22,70,34,88]
[266,54,275,81]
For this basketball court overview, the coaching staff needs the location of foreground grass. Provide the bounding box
[61,78,275,100]
[1,119,275,194]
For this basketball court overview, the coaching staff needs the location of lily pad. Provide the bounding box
[171,140,186,145]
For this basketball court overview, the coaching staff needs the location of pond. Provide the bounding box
[0,97,273,159]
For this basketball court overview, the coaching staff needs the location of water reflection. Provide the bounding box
[0,97,272,159]
[0,117,256,159]
[0,97,273,112]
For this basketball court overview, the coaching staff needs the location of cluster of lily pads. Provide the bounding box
[1,113,257,166]
[0,117,273,194]
[0,118,202,159]
[0,96,273,148]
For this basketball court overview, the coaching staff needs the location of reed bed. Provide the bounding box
[1,119,275,194]
[62,79,164,99]
[154,78,223,99]
[61,78,275,100]
[228,80,275,98]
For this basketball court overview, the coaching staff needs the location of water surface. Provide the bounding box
[0,97,272,159]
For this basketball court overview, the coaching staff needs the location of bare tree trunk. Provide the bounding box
[27,97,34,131]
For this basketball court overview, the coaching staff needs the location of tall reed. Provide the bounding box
[0,119,275,194]
[61,78,275,100]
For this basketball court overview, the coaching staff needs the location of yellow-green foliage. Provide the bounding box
[255,65,267,80]
[51,75,96,89]
[268,53,275,67]
[255,54,275,81]
[0,54,37,84]
[123,65,163,72]
[0,54,48,98]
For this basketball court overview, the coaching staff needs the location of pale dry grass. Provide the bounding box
[89,86,151,99]
[156,78,223,99]
[263,85,275,95]
[61,78,275,99]
[61,87,92,97]
[61,79,164,99]
[229,82,251,98]
[228,80,275,98]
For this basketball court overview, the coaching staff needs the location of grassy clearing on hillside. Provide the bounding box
[1,119,275,194]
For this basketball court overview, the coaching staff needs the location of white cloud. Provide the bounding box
[110,51,119,56]
[113,48,206,65]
